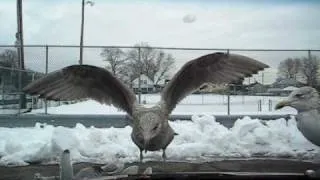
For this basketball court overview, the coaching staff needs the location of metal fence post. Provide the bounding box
[201,92,204,104]
[138,47,141,104]
[44,45,48,114]
[308,49,311,61]
[16,44,22,115]
[1,75,4,107]
[268,99,272,111]
[308,50,312,87]
[258,99,262,112]
[227,94,230,115]
[227,49,230,115]
[242,95,244,104]
[31,72,35,109]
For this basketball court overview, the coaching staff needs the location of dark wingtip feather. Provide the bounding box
[259,62,270,69]
[22,84,33,93]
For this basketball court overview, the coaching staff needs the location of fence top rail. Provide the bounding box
[0,65,38,73]
[0,44,320,52]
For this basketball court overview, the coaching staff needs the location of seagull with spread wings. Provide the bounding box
[23,52,269,162]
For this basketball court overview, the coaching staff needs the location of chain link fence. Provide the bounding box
[0,45,319,115]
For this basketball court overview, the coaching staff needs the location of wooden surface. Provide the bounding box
[1,159,319,180]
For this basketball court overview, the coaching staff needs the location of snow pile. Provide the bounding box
[0,115,318,167]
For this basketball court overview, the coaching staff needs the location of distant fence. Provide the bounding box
[0,44,319,115]
[0,114,292,128]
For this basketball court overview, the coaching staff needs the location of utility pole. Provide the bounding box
[16,0,26,110]
[79,0,94,65]
[79,0,85,65]
[16,0,25,70]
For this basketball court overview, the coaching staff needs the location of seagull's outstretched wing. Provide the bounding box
[23,65,137,115]
[161,52,269,114]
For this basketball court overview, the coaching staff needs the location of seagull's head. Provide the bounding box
[275,86,319,112]
[138,112,162,151]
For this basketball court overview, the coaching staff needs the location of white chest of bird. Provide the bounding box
[131,105,175,161]
[296,109,320,146]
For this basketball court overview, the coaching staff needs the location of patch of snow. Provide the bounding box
[0,94,307,166]
[0,115,318,166]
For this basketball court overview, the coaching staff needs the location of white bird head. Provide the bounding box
[137,111,163,151]
[275,86,319,112]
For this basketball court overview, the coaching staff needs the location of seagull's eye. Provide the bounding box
[152,125,158,131]
[295,94,303,98]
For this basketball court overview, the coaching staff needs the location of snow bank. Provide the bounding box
[0,115,317,167]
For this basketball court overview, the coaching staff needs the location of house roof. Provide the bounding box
[132,74,153,82]
[273,78,304,86]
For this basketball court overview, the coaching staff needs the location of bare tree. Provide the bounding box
[126,42,175,85]
[300,56,320,87]
[100,47,134,86]
[100,47,141,86]
[151,51,174,85]
[277,57,301,79]
[100,48,127,76]
[0,49,19,68]
[0,50,19,86]
[100,43,175,87]
[0,49,39,91]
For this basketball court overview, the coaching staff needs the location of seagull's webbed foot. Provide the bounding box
[162,149,167,162]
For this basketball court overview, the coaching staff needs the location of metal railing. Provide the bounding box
[0,44,319,115]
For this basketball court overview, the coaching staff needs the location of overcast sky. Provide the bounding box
[0,0,320,84]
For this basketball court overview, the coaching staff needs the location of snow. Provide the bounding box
[0,115,318,167]
[0,94,316,167]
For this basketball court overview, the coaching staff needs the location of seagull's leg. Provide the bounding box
[162,149,167,162]
[140,149,143,163]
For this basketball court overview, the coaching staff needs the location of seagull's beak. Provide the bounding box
[143,133,151,152]
[275,100,291,110]
[144,141,149,153]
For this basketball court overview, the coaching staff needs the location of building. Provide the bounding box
[246,82,268,95]
[267,86,298,96]
[272,78,305,89]
[154,79,170,93]
[132,74,155,94]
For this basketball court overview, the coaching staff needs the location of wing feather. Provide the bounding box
[23,65,137,115]
[161,52,269,114]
